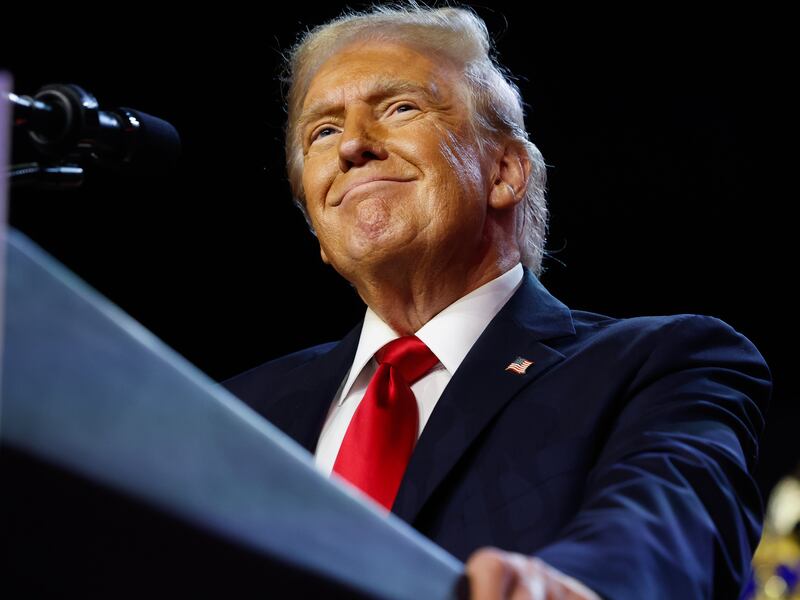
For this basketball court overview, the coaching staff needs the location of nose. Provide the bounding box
[337,107,388,172]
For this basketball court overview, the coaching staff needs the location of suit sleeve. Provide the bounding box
[534,315,772,599]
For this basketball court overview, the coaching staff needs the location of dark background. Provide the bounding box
[2,3,794,502]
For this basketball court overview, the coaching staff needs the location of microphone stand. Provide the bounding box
[6,89,90,190]
[8,162,84,190]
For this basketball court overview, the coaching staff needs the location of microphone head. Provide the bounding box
[113,107,181,176]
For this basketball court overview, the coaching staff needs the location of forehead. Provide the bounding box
[301,40,462,112]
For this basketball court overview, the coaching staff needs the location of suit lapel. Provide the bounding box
[271,323,362,454]
[391,271,575,524]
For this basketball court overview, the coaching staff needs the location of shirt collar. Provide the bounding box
[339,263,524,399]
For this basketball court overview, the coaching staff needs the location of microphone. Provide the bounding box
[10,83,181,175]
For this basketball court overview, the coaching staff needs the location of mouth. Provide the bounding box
[333,177,415,207]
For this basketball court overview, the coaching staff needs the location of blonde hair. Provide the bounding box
[283,2,549,276]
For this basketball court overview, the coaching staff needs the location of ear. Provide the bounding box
[488,143,531,210]
[320,244,331,265]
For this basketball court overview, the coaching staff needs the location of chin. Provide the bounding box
[349,223,415,260]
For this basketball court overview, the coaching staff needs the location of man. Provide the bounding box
[223,4,771,599]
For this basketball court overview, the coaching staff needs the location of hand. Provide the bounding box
[464,547,602,600]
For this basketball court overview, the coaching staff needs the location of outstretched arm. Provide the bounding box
[465,315,771,599]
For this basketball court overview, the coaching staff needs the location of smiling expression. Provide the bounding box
[299,40,495,283]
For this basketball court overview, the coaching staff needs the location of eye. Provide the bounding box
[390,102,418,116]
[311,126,339,143]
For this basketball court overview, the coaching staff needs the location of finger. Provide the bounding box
[465,547,518,600]
[509,576,545,600]
[531,558,600,600]
[507,555,582,600]
[507,556,548,600]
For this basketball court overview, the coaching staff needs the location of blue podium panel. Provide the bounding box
[1,228,464,598]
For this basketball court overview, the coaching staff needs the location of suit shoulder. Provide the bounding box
[567,311,770,374]
[219,341,339,397]
[571,309,752,341]
[578,311,771,399]
[566,309,680,342]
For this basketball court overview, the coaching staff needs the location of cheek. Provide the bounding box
[313,219,348,263]
[440,130,484,189]
[302,152,337,208]
[411,122,485,195]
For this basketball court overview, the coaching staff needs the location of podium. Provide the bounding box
[0,228,466,597]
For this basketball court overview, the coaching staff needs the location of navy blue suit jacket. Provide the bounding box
[222,270,771,599]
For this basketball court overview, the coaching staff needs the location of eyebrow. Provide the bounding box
[298,78,443,132]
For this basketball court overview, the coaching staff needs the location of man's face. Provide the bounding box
[299,40,494,283]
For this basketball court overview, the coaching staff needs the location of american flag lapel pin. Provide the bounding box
[505,356,534,375]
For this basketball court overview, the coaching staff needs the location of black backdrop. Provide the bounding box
[3,3,794,502]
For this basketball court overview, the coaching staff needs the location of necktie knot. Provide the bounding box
[375,335,439,385]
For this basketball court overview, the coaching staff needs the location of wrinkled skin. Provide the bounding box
[299,40,528,334]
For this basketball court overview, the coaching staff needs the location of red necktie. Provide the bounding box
[332,335,439,510]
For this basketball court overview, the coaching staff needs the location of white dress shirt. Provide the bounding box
[314,263,524,475]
